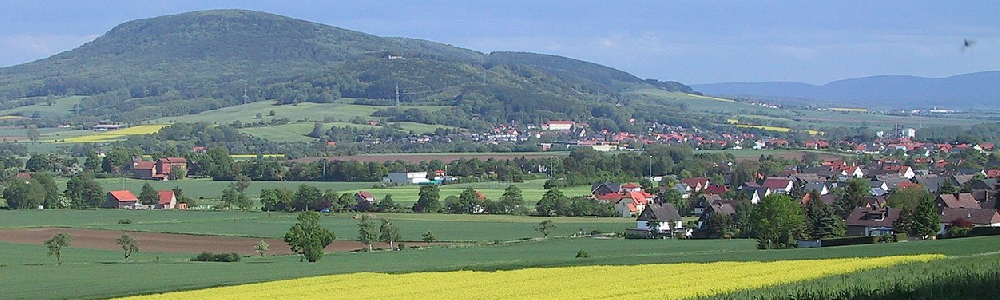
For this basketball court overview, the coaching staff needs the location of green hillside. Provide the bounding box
[0,9,692,129]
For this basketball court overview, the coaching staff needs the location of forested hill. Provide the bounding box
[0,9,692,124]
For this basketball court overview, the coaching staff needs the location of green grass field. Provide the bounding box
[0,96,83,118]
[1,226,997,300]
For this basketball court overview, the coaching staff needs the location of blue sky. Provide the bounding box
[0,1,997,84]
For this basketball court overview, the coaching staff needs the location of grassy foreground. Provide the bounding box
[2,235,999,300]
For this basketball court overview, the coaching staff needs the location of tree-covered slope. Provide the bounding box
[0,9,693,126]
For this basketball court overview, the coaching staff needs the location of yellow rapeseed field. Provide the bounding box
[115,254,941,300]
[62,125,167,143]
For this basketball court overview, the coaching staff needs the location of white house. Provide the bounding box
[635,203,686,238]
[541,121,574,131]
[382,172,430,184]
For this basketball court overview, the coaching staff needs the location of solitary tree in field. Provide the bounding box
[535,220,556,238]
[116,234,139,262]
[254,240,269,257]
[138,183,158,206]
[357,214,378,251]
[422,230,436,245]
[379,219,402,250]
[45,233,73,265]
[284,211,335,262]
[26,125,40,142]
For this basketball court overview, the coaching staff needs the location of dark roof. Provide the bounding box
[705,201,736,215]
[846,207,901,227]
[591,182,621,195]
[636,203,682,222]
[941,208,1000,225]
[938,193,981,209]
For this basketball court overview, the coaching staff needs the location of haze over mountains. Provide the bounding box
[693,71,1000,109]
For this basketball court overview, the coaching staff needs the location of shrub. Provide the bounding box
[191,252,242,262]
[575,250,589,258]
[947,226,971,238]
[117,219,132,225]
[396,243,405,251]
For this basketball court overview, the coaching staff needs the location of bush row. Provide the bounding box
[191,252,241,262]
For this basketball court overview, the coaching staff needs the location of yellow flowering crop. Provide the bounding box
[115,254,941,300]
[62,125,167,143]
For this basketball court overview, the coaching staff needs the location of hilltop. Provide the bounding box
[0,9,691,126]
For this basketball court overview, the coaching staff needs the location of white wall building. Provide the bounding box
[382,172,430,184]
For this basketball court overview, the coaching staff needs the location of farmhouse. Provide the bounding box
[157,190,177,209]
[132,157,188,180]
[382,172,430,185]
[102,190,139,209]
[355,191,377,211]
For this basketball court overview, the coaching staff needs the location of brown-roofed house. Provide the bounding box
[103,190,139,209]
[940,208,1000,228]
[936,193,981,210]
[845,206,901,236]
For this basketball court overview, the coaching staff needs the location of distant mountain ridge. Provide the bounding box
[0,9,692,125]
[692,71,1000,109]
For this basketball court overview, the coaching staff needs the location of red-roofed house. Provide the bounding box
[133,157,188,180]
[132,161,156,179]
[762,178,794,194]
[156,190,177,209]
[615,191,655,217]
[157,157,187,178]
[103,190,139,209]
[704,184,729,195]
[621,183,642,192]
[680,177,710,192]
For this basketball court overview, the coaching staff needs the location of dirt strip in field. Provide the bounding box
[0,228,400,255]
